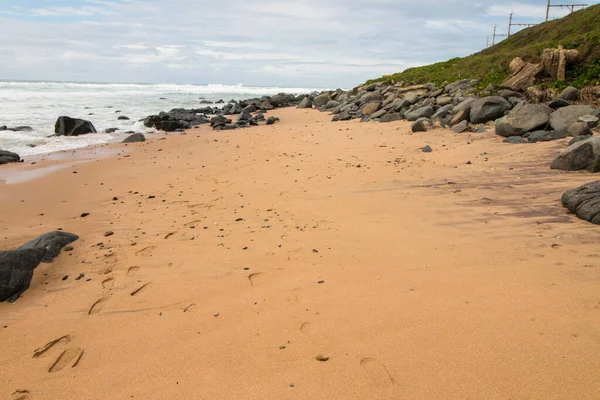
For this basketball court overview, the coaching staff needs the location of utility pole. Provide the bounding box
[507,12,537,36]
[546,1,588,22]
[492,24,508,46]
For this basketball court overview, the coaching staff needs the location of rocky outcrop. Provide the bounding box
[54,116,97,136]
[502,57,544,91]
[562,181,600,225]
[0,150,20,165]
[550,137,600,172]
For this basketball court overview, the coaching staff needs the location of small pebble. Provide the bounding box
[75,273,85,280]
[312,249,319,253]
[104,231,114,237]
[112,197,118,201]
[61,275,69,281]
[316,355,330,362]
[81,212,90,218]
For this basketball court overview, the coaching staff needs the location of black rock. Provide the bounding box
[0,150,21,165]
[54,116,97,136]
[7,126,33,132]
[0,248,47,302]
[412,120,428,132]
[548,99,570,109]
[422,145,432,153]
[569,135,592,146]
[122,133,146,143]
[527,130,567,143]
[104,128,119,134]
[266,117,279,125]
[469,96,511,124]
[503,136,527,144]
[17,231,79,263]
[117,116,130,120]
[562,180,600,224]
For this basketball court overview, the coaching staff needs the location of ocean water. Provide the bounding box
[0,81,321,157]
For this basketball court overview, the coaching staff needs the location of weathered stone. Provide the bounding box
[541,47,579,81]
[404,92,419,105]
[566,122,592,137]
[562,180,600,224]
[451,120,470,133]
[469,96,511,124]
[548,99,570,109]
[527,130,567,143]
[450,108,470,126]
[412,120,428,132]
[569,135,593,146]
[406,106,434,121]
[502,57,544,91]
[559,86,579,101]
[436,96,453,106]
[550,105,595,131]
[431,104,454,120]
[550,137,600,172]
[361,102,381,116]
[297,97,313,109]
[332,112,352,122]
[18,231,79,263]
[122,133,146,143]
[494,103,552,137]
[0,248,47,302]
[379,113,402,123]
[370,109,387,119]
[313,94,331,108]
[578,115,599,129]
[422,145,432,153]
[503,136,527,144]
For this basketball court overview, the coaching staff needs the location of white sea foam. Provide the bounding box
[0,81,323,157]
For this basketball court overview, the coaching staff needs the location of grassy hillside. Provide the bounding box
[368,4,600,89]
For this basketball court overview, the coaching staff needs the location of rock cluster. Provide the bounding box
[1,232,78,302]
[144,93,298,132]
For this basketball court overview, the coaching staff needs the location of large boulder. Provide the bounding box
[550,137,600,172]
[0,150,20,165]
[0,248,47,303]
[469,96,511,124]
[494,103,553,137]
[550,105,595,131]
[360,91,382,104]
[313,94,331,108]
[122,133,146,143]
[562,181,600,225]
[55,116,97,136]
[18,231,79,263]
[406,106,434,121]
[297,97,313,109]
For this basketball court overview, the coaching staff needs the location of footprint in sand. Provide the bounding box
[248,273,265,287]
[135,246,155,257]
[102,277,115,289]
[48,348,84,373]
[300,322,328,339]
[11,390,31,400]
[88,297,110,315]
[127,266,140,276]
[359,358,396,388]
[33,335,71,358]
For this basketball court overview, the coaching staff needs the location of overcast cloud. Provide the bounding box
[0,0,597,87]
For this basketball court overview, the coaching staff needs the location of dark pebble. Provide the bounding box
[112,197,118,201]
[62,275,69,281]
[104,231,114,237]
[75,273,85,280]
[81,212,90,217]
[312,249,319,253]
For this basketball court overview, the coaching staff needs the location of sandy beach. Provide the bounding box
[1,107,599,399]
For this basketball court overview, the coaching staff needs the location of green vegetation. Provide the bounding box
[367,4,600,89]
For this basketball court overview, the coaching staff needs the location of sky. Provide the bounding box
[0,0,597,88]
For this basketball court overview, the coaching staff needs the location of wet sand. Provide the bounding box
[1,108,599,399]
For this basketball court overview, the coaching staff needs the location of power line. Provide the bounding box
[545,0,588,21]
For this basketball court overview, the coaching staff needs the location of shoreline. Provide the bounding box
[1,107,600,398]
